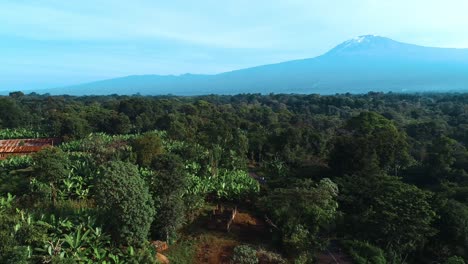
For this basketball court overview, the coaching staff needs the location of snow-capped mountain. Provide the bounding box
[35,35,468,95]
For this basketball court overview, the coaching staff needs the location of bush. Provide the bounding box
[95,161,155,245]
[342,240,386,264]
[231,245,258,264]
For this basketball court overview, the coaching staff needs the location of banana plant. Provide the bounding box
[35,238,65,260]
[58,167,92,200]
[0,128,46,139]
[209,169,260,201]
[108,253,125,264]
[90,246,108,263]
[0,155,33,170]
[62,226,91,258]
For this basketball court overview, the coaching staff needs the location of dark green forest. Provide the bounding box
[0,91,467,264]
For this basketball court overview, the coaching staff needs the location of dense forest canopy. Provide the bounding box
[0,91,467,263]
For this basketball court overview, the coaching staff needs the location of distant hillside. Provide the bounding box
[39,35,468,95]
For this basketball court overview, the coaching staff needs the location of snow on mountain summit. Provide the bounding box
[352,35,380,43]
[324,35,404,56]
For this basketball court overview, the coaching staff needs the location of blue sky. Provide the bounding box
[2,0,468,90]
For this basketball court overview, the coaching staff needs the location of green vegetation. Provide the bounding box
[0,92,466,263]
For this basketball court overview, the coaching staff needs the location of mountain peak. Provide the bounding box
[325,35,402,56]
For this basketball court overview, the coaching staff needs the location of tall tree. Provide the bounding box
[148,154,187,241]
[95,161,155,245]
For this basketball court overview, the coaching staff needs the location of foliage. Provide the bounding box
[429,198,468,260]
[95,161,155,245]
[210,169,260,201]
[0,128,46,139]
[0,196,49,264]
[132,132,165,167]
[446,256,466,264]
[342,240,387,264]
[339,173,436,255]
[0,98,26,129]
[32,147,71,205]
[365,178,436,254]
[148,154,187,241]
[330,111,411,175]
[0,155,33,170]
[0,169,30,196]
[258,179,339,255]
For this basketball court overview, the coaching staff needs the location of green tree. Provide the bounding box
[148,154,186,241]
[95,161,155,245]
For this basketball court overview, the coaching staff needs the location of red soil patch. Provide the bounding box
[233,212,264,226]
[195,236,237,264]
